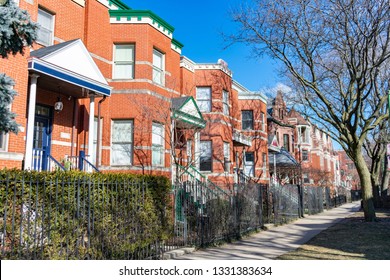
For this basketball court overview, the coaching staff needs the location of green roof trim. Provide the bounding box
[109,0,131,10]
[172,38,184,49]
[109,10,175,33]
[172,96,206,128]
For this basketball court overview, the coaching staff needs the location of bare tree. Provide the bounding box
[228,0,390,221]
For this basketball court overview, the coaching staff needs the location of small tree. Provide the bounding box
[0,0,37,133]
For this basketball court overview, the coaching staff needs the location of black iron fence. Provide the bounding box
[1,170,349,260]
[167,179,264,250]
[0,172,170,260]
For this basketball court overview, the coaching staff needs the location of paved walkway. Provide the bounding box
[170,201,361,260]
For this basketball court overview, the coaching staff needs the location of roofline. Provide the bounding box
[109,10,175,33]
[109,0,131,10]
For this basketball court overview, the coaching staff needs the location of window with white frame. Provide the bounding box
[303,173,310,184]
[302,149,309,161]
[37,8,54,46]
[111,120,133,165]
[113,44,135,79]
[244,152,255,177]
[196,87,212,113]
[186,140,192,162]
[223,142,230,161]
[299,126,310,144]
[261,112,265,131]
[200,141,212,171]
[262,153,267,176]
[152,122,164,166]
[283,134,290,152]
[242,110,254,130]
[12,0,20,6]
[222,90,229,115]
[0,132,7,151]
[152,49,164,85]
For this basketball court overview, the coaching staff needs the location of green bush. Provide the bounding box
[0,169,172,259]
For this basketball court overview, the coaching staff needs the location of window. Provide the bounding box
[113,44,135,79]
[37,8,54,46]
[262,153,267,176]
[0,132,7,151]
[244,152,255,177]
[261,112,265,131]
[302,149,309,161]
[222,90,229,115]
[200,141,212,171]
[153,49,164,85]
[152,122,164,166]
[13,0,20,6]
[283,134,290,152]
[303,173,310,184]
[111,120,133,165]
[223,142,230,172]
[196,87,212,113]
[242,110,253,130]
[299,126,310,144]
[186,140,192,162]
[223,142,230,161]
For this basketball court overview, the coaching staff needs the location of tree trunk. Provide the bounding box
[371,159,381,207]
[354,149,376,221]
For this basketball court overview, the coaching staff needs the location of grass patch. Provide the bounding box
[277,209,390,260]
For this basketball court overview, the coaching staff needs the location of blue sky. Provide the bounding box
[122,0,282,92]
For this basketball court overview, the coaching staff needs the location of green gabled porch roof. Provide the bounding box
[172,96,206,129]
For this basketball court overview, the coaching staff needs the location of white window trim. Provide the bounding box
[152,49,165,85]
[196,87,212,113]
[242,110,254,130]
[152,122,165,167]
[200,140,212,172]
[222,90,229,115]
[37,8,55,46]
[223,142,230,160]
[113,44,135,80]
[110,120,133,166]
[0,132,8,152]
[261,112,265,131]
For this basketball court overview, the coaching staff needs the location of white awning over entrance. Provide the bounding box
[28,39,111,96]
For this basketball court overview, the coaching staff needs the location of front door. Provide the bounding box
[32,105,52,171]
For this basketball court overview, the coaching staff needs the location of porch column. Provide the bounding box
[171,118,176,185]
[194,131,200,178]
[24,74,39,170]
[87,94,95,170]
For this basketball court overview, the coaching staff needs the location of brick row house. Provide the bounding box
[267,91,342,193]
[0,0,269,189]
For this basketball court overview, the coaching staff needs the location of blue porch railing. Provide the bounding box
[68,151,100,173]
[32,149,65,171]
[32,149,100,172]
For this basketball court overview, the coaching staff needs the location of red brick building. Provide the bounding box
[338,150,360,192]
[0,0,269,188]
[267,91,341,191]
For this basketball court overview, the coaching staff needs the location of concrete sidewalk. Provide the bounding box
[169,201,361,260]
